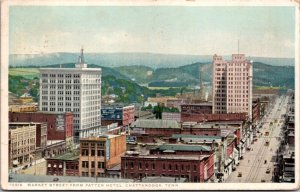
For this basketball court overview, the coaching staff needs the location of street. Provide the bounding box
[226,95,289,183]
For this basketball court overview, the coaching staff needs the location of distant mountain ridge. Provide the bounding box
[9,52,295,68]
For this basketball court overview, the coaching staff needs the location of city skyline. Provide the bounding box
[9,6,295,58]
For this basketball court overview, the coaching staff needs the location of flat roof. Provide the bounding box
[80,134,123,141]
[123,154,209,161]
[9,174,132,183]
[131,119,181,129]
[171,134,222,140]
[9,122,43,125]
[153,144,211,152]
[47,152,79,161]
[181,103,212,106]
[39,68,101,72]
[9,111,69,115]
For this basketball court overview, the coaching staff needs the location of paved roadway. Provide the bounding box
[226,95,289,183]
[18,161,47,175]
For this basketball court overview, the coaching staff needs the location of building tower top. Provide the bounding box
[75,47,87,68]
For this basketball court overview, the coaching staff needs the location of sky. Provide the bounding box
[9,6,296,58]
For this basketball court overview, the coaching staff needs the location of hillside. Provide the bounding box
[10,63,129,80]
[114,65,153,83]
[9,52,294,68]
[116,62,294,89]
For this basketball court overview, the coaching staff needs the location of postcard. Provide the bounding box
[1,0,299,190]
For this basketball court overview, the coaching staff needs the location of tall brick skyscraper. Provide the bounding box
[212,54,253,119]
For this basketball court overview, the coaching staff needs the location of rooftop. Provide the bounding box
[9,111,70,115]
[39,67,101,72]
[181,103,212,106]
[134,111,155,118]
[131,119,181,129]
[80,134,123,141]
[102,104,134,109]
[171,134,222,140]
[47,152,79,161]
[152,144,211,152]
[123,154,209,161]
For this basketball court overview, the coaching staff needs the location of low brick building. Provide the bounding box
[130,120,181,143]
[121,152,214,182]
[150,144,213,156]
[162,112,181,121]
[9,111,73,148]
[46,152,79,176]
[181,103,213,114]
[79,134,126,177]
[181,112,247,123]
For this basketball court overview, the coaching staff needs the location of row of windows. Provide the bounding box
[81,161,105,169]
[81,149,105,156]
[215,107,226,110]
[227,77,249,80]
[125,161,197,172]
[215,94,226,97]
[227,81,248,85]
[42,107,80,112]
[228,103,248,107]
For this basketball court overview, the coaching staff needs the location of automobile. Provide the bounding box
[266,168,271,174]
[261,179,266,182]
[238,172,242,177]
[53,178,59,182]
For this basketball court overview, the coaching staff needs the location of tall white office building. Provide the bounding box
[39,49,102,143]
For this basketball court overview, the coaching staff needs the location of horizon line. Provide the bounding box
[9,51,295,59]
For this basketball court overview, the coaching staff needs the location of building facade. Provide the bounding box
[9,104,37,112]
[212,54,252,119]
[181,103,212,114]
[9,123,36,168]
[79,134,126,177]
[9,111,73,148]
[46,152,79,176]
[39,49,101,142]
[101,105,135,126]
[121,153,214,182]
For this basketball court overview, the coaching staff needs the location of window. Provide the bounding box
[152,163,155,170]
[163,163,165,170]
[175,164,178,170]
[91,149,95,156]
[169,164,172,170]
[91,161,95,168]
[82,161,88,168]
[81,149,88,156]
[97,149,103,156]
[139,162,142,170]
[194,165,197,171]
[145,162,148,169]
[98,162,104,169]
[131,162,134,169]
